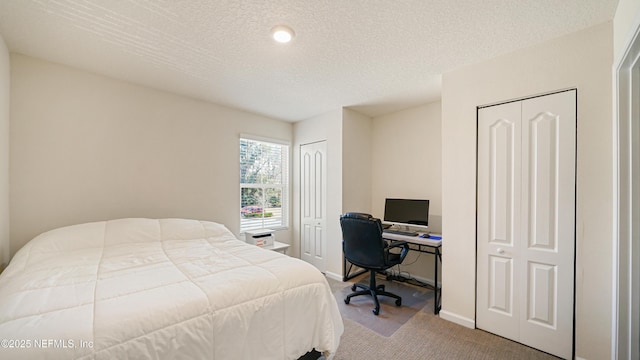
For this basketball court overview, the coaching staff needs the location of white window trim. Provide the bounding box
[240,133,290,145]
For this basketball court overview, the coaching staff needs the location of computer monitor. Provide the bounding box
[383,198,430,229]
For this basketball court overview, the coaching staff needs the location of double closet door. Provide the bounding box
[476,90,576,359]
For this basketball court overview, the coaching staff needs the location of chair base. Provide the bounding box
[344,270,402,315]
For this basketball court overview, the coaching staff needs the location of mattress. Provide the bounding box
[0,218,343,359]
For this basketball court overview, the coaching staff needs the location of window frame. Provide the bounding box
[239,134,290,234]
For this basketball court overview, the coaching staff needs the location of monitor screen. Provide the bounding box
[383,198,429,227]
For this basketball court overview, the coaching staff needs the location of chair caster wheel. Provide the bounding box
[373,308,379,315]
[344,298,350,304]
[395,299,402,306]
[351,284,357,291]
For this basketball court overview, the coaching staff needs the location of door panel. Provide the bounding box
[489,256,513,315]
[477,101,521,338]
[303,224,311,257]
[520,91,575,359]
[490,119,517,245]
[315,151,323,217]
[303,153,311,218]
[528,112,558,250]
[527,261,556,327]
[314,226,323,258]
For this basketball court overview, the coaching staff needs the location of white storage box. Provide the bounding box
[244,229,275,247]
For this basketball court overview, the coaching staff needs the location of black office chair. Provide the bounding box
[340,212,410,315]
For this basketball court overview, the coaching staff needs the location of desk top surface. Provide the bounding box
[382,231,442,247]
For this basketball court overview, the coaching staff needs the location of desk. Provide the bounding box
[342,232,442,314]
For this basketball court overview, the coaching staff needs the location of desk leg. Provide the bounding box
[434,247,441,314]
[342,255,347,282]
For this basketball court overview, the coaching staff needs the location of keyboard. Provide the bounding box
[383,229,418,237]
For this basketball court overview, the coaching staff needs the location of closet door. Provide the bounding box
[300,141,327,272]
[477,90,575,359]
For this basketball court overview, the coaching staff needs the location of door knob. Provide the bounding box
[497,248,505,254]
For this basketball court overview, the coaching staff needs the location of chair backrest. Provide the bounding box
[340,212,387,269]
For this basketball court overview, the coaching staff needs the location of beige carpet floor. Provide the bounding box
[334,273,432,337]
[328,275,560,360]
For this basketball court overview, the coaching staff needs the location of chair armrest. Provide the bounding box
[386,241,410,261]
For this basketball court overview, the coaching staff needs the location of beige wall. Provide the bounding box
[293,109,343,278]
[0,35,8,269]
[10,54,293,255]
[342,108,372,214]
[614,0,640,60]
[371,102,442,281]
[441,22,613,359]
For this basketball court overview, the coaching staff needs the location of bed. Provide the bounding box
[0,218,343,359]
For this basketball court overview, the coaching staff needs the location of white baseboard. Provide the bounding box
[324,271,343,282]
[439,310,475,329]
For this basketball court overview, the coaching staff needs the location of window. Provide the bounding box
[240,136,289,233]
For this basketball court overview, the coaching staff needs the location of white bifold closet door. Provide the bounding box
[476,90,576,359]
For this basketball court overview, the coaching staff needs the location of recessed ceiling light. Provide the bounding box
[271,25,295,43]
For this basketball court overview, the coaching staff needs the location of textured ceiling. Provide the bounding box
[0,0,618,121]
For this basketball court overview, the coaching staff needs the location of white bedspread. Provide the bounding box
[0,218,343,359]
